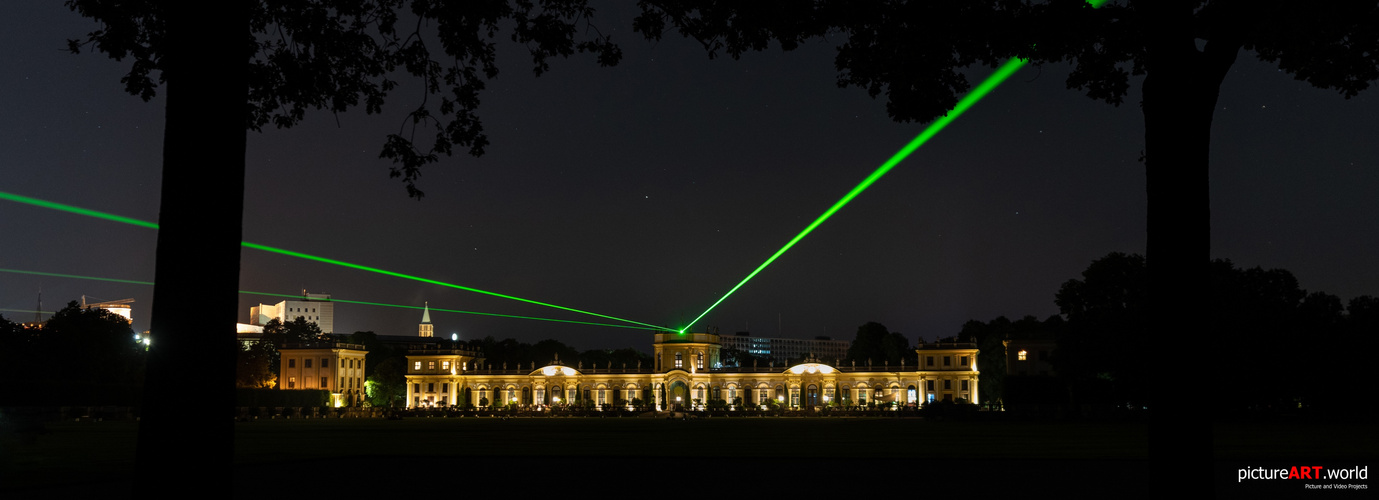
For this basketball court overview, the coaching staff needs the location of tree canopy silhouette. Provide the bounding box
[65,0,625,493]
[633,1,1378,485]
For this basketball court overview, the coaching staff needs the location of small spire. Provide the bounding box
[421,301,432,324]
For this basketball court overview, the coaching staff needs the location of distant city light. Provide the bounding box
[0,268,662,331]
[0,191,661,330]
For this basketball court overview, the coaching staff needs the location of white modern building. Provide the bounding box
[250,291,335,333]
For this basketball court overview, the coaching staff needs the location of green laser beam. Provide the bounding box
[239,290,660,331]
[678,1,1108,332]
[0,268,155,286]
[678,58,1026,332]
[239,242,663,330]
[0,268,658,331]
[0,192,661,329]
[1,308,54,315]
[0,191,160,229]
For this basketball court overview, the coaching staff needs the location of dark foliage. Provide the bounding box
[844,321,915,366]
[66,0,625,198]
[0,302,145,406]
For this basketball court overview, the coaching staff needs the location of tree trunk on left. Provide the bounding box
[134,2,247,495]
[1141,0,1238,494]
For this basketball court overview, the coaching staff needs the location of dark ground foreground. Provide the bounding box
[4,416,1153,496]
[7,416,1375,496]
[8,416,1375,498]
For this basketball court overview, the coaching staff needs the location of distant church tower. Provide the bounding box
[419,302,434,337]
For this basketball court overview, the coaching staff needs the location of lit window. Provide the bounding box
[1018,350,1027,361]
[675,352,683,368]
[697,353,704,369]
[288,377,296,389]
[442,361,450,370]
[428,361,436,370]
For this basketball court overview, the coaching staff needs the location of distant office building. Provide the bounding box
[250,291,335,333]
[719,333,850,365]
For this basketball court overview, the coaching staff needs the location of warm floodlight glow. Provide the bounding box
[560,367,576,376]
[677,0,1111,331]
[788,362,834,375]
[542,366,558,376]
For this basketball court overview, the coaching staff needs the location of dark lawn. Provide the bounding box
[4,416,1157,496]
[232,416,1147,462]
[1212,421,1378,461]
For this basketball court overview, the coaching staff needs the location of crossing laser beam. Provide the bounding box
[677,1,1109,332]
[0,191,160,229]
[239,242,663,330]
[239,290,660,331]
[0,194,661,329]
[0,268,659,331]
[0,267,155,286]
[677,59,1025,332]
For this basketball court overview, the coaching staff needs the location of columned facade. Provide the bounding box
[405,333,980,410]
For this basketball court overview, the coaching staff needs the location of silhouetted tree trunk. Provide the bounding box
[1141,0,1239,489]
[134,2,246,494]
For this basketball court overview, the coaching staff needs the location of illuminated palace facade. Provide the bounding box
[405,332,979,410]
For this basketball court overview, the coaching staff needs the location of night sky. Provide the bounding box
[3,3,1376,352]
